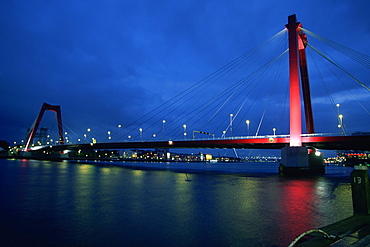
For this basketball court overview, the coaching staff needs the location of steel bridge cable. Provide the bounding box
[115,35,274,141]
[191,39,284,128]
[223,49,284,135]
[307,43,370,92]
[171,30,287,134]
[194,36,287,132]
[278,76,290,134]
[308,42,370,118]
[161,30,288,139]
[116,29,287,141]
[310,42,370,115]
[233,49,288,132]
[63,124,80,139]
[301,28,370,69]
[215,58,275,136]
[210,35,288,134]
[215,48,288,136]
[114,44,256,140]
[253,52,285,136]
[307,45,343,132]
[211,47,287,136]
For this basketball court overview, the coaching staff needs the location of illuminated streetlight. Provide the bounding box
[273,128,276,137]
[139,128,143,140]
[108,131,111,140]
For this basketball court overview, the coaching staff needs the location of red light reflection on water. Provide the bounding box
[277,179,318,244]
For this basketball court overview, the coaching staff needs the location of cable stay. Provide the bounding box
[163,31,287,139]
[200,48,288,137]
[309,45,370,119]
[305,39,370,135]
[301,28,370,69]
[176,44,287,139]
[112,29,288,141]
[307,43,370,92]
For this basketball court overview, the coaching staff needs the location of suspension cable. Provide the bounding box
[301,27,370,69]
[307,43,370,92]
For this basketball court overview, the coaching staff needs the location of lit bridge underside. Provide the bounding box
[36,135,370,152]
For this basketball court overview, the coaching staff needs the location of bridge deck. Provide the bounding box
[36,135,370,151]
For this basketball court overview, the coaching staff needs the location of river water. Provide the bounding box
[0,158,354,246]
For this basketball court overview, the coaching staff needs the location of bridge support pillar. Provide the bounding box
[279,146,325,175]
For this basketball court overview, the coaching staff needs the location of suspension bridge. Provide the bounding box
[18,15,370,173]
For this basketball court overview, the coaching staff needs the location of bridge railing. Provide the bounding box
[26,132,347,148]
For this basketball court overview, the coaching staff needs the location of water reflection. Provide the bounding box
[0,159,354,246]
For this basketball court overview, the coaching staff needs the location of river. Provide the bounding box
[0,158,354,246]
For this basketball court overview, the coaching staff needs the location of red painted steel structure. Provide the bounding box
[36,135,370,152]
[25,103,64,150]
[297,25,315,134]
[286,14,302,147]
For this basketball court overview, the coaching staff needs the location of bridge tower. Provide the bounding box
[24,103,64,151]
[280,14,324,175]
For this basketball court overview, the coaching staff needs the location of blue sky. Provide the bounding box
[1,0,369,156]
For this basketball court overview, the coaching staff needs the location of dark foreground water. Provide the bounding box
[0,159,354,246]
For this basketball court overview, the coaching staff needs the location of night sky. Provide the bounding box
[1,1,369,156]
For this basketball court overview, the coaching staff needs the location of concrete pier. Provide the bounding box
[280,146,325,175]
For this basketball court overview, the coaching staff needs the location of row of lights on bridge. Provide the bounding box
[15,105,346,146]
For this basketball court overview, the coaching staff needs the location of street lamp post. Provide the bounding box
[183,124,187,140]
[108,131,111,140]
[246,120,250,136]
[336,104,345,135]
[230,114,233,138]
[339,114,343,135]
[273,128,276,137]
[336,103,340,115]
[162,120,166,139]
[139,128,143,140]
